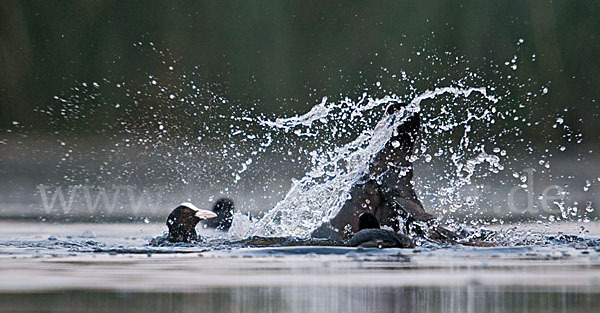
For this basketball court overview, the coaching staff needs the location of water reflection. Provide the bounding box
[1,286,597,313]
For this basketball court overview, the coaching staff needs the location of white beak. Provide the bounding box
[180,202,218,219]
[195,208,218,219]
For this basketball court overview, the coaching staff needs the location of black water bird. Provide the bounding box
[312,102,466,245]
[348,213,414,248]
[166,202,217,243]
[202,198,235,231]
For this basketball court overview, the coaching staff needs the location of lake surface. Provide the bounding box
[1,221,599,313]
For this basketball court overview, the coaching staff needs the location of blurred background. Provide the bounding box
[0,1,599,222]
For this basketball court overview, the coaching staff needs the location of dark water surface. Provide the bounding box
[1,286,598,313]
[1,222,600,312]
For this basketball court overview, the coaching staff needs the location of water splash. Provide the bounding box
[40,41,595,242]
[244,86,500,239]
